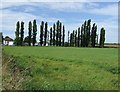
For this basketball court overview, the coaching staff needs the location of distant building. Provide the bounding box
[3,36,14,46]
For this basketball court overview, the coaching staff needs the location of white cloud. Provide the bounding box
[89,3,118,17]
[1,0,119,2]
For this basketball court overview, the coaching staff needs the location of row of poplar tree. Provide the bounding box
[14,19,105,47]
[68,19,105,47]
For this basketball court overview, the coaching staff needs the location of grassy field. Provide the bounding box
[2,46,119,90]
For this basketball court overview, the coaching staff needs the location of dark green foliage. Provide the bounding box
[15,21,20,46]
[86,19,91,47]
[13,19,105,48]
[28,21,32,46]
[40,21,44,46]
[91,23,97,47]
[2,35,3,44]
[70,31,74,47]
[75,30,77,47]
[24,36,29,43]
[44,22,48,46]
[99,28,105,47]
[81,25,84,47]
[70,33,72,46]
[78,27,80,47]
[53,23,56,46]
[62,25,65,46]
[73,30,75,46]
[56,20,60,46]
[68,31,70,46]
[33,19,37,46]
[64,42,69,47]
[59,22,62,46]
[20,21,24,46]
[83,21,87,47]
[50,27,52,46]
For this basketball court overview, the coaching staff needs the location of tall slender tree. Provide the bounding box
[50,27,52,46]
[68,31,70,46]
[72,30,75,46]
[56,20,60,46]
[81,24,84,47]
[91,23,97,47]
[78,27,80,47]
[83,21,87,47]
[59,22,62,46]
[44,22,48,46]
[33,19,37,46]
[53,23,56,46]
[70,33,73,46]
[62,25,65,46]
[40,21,44,46]
[15,21,20,46]
[20,21,24,46]
[28,21,32,46]
[86,19,91,47]
[99,28,105,47]
[75,30,77,47]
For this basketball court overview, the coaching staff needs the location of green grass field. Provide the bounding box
[2,46,119,90]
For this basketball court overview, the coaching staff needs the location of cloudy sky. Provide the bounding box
[0,0,119,43]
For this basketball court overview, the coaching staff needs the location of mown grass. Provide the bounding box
[2,46,119,90]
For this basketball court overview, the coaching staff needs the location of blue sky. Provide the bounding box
[0,0,119,43]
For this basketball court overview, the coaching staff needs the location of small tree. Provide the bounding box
[99,28,105,47]
[20,21,24,46]
[28,21,32,46]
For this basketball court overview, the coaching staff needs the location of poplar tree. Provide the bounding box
[15,21,20,46]
[100,28,105,47]
[28,21,32,46]
[50,27,52,46]
[53,23,56,46]
[59,22,62,46]
[56,20,60,46]
[44,22,48,46]
[68,31,70,46]
[86,19,91,47]
[75,30,77,47]
[33,19,37,46]
[81,24,84,47]
[78,27,80,47]
[40,21,44,46]
[91,23,97,47]
[20,21,24,46]
[70,33,73,46]
[62,25,65,46]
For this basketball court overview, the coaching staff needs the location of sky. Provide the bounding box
[0,0,119,43]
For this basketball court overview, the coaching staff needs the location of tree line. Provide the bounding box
[14,19,105,47]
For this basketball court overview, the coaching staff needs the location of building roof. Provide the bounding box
[4,36,13,41]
